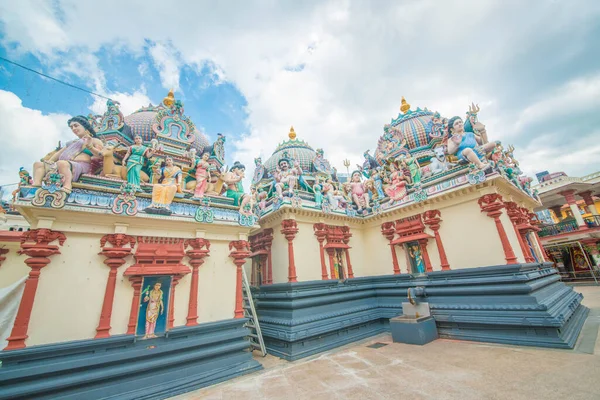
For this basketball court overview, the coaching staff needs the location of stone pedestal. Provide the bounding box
[390,315,438,345]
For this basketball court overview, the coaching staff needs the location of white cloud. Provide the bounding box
[514,74,600,132]
[1,0,599,190]
[0,90,71,188]
[517,134,600,178]
[148,42,181,92]
[89,86,153,116]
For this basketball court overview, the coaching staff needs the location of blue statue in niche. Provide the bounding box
[408,243,425,274]
[137,276,172,339]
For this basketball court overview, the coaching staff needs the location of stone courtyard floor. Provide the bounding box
[173,285,600,400]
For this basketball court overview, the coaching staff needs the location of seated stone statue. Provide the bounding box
[446,116,497,170]
[146,156,182,213]
[274,158,302,200]
[32,116,104,193]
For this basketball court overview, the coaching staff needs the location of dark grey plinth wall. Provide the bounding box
[252,263,588,360]
[0,318,262,400]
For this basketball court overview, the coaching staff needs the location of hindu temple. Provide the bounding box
[0,92,590,399]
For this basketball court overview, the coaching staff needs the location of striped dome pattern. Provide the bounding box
[374,109,436,161]
[264,140,318,175]
[124,108,210,152]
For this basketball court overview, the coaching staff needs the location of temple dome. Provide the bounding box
[262,127,332,176]
[124,104,210,153]
[374,98,446,163]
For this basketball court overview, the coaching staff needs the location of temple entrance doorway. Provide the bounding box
[405,241,425,275]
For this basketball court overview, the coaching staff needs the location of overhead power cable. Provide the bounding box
[0,56,113,100]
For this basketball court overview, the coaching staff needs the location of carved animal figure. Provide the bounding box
[420,147,454,179]
[100,141,149,182]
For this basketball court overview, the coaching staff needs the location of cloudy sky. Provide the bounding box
[1,0,599,193]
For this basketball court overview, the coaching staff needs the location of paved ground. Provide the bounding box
[173,286,600,400]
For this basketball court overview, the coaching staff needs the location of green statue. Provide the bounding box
[122,135,155,190]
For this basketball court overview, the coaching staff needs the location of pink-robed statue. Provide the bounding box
[190,151,211,199]
[349,171,370,211]
[33,115,104,193]
[143,282,164,339]
[384,160,409,201]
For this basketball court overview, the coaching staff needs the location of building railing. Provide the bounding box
[584,215,600,227]
[538,220,580,237]
[538,216,600,237]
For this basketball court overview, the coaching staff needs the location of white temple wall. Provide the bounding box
[436,200,506,269]
[362,227,395,276]
[27,232,110,346]
[0,242,28,287]
[294,220,326,282]
[270,224,289,284]
[195,241,237,324]
[343,227,364,276]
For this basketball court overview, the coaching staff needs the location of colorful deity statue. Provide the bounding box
[312,148,332,174]
[274,157,302,200]
[400,155,422,187]
[369,168,385,199]
[384,160,409,202]
[252,157,266,185]
[32,116,104,193]
[257,189,268,212]
[313,177,324,207]
[349,171,370,212]
[446,115,498,170]
[362,150,380,173]
[381,124,406,156]
[188,150,211,200]
[322,178,336,207]
[142,281,164,339]
[464,103,489,144]
[12,167,33,205]
[427,111,447,138]
[122,134,156,191]
[222,161,253,215]
[147,156,182,213]
[409,244,425,274]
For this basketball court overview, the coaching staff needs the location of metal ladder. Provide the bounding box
[241,268,267,356]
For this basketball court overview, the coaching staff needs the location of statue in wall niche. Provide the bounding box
[142,281,165,339]
[384,160,409,202]
[188,150,211,200]
[32,116,104,193]
[446,116,498,171]
[146,156,182,214]
[122,135,156,190]
[408,244,425,274]
[349,170,370,212]
[222,161,253,215]
[273,157,302,200]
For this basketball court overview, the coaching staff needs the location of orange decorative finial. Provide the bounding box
[400,96,410,114]
[288,126,297,140]
[163,89,175,107]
